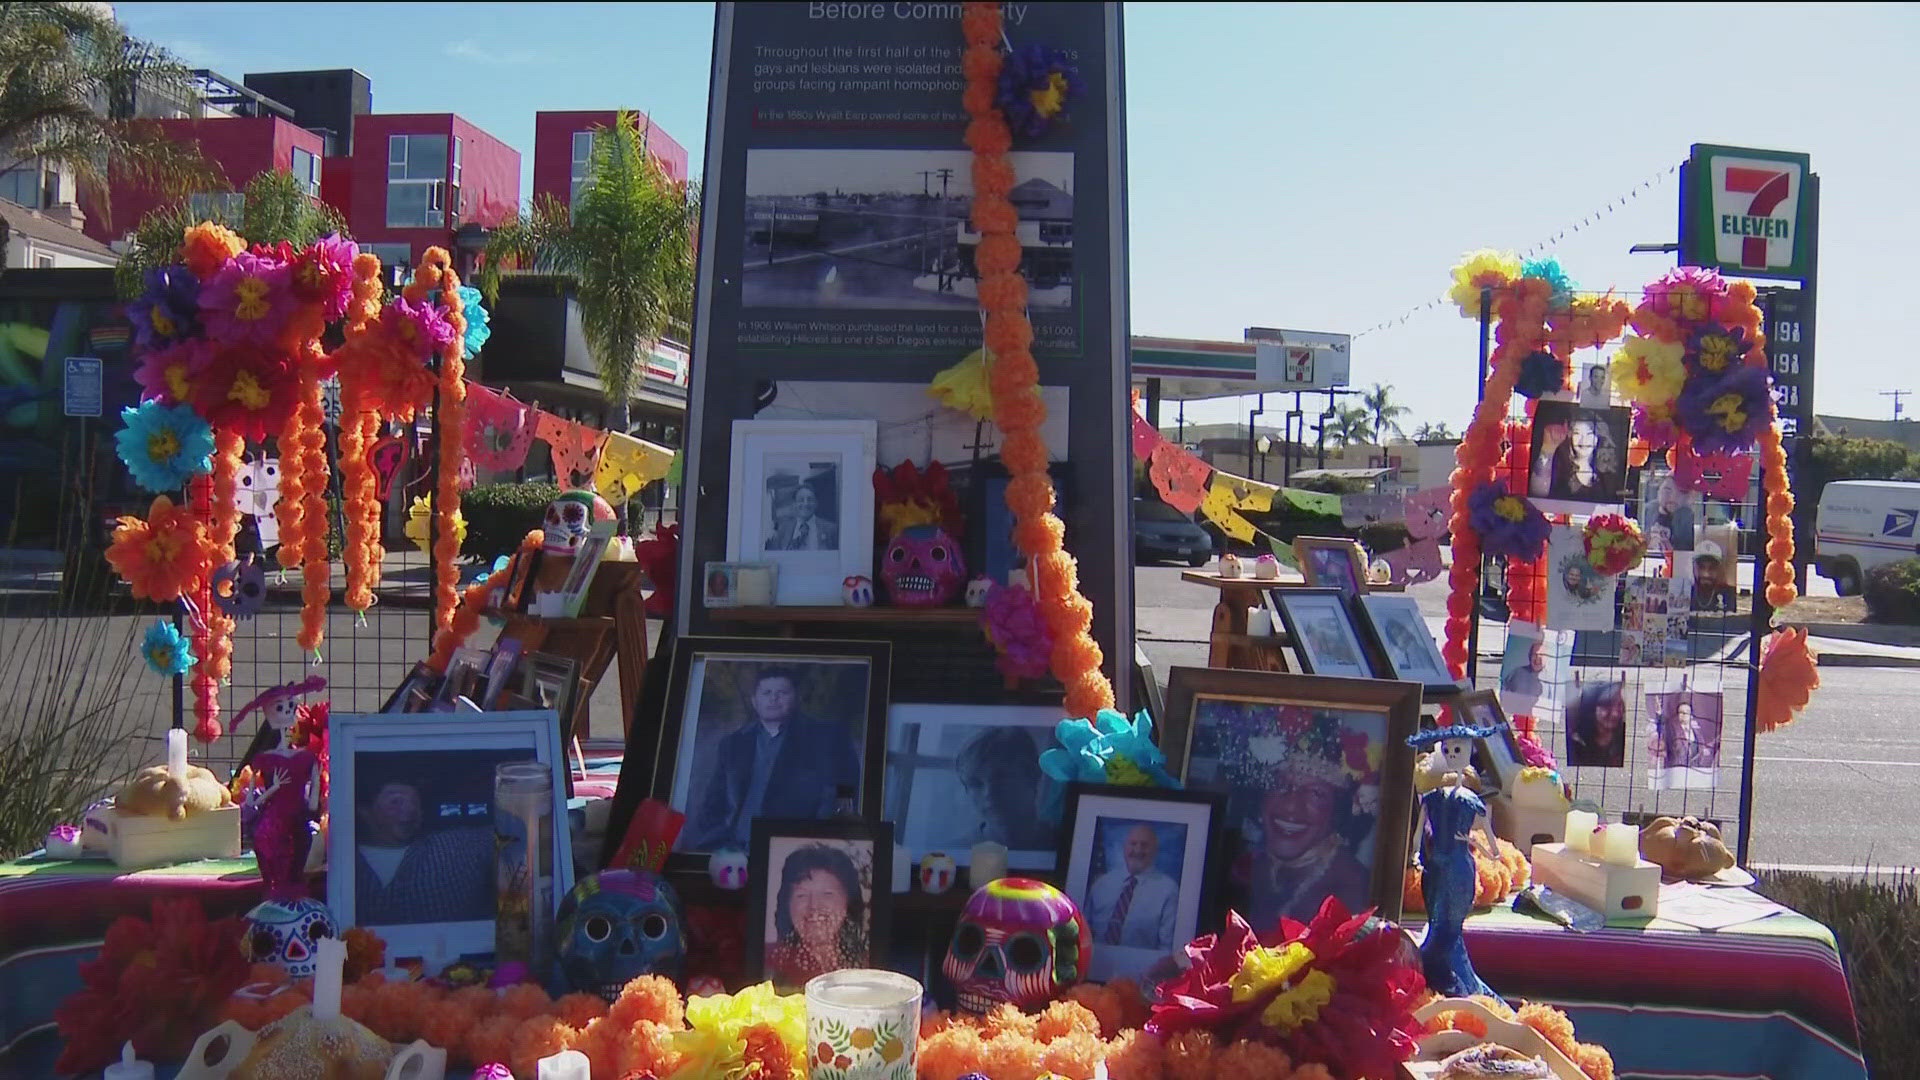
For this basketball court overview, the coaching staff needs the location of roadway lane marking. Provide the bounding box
[1755,755,1920,767]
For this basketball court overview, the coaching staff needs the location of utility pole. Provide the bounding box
[916,170,934,196]
[934,167,954,198]
[1882,389,1911,420]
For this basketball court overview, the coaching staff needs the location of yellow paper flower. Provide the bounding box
[1259,968,1335,1031]
[929,348,996,420]
[405,495,466,557]
[1609,335,1686,419]
[1230,942,1315,1002]
[1493,495,1527,522]
[670,983,807,1080]
[1449,250,1521,317]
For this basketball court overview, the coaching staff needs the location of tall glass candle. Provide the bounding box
[806,969,921,1080]
[969,841,1009,887]
[495,761,555,965]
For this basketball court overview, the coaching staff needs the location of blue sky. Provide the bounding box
[117,2,1920,431]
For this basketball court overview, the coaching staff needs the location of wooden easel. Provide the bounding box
[498,560,652,779]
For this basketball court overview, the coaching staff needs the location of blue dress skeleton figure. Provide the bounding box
[1418,782,1498,999]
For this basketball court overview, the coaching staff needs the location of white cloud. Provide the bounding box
[443,39,547,65]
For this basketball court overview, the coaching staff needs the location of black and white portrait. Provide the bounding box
[884,705,1064,869]
[762,455,841,553]
[1578,363,1611,409]
[1356,594,1455,689]
[1527,400,1630,512]
[351,748,509,926]
[1268,589,1374,679]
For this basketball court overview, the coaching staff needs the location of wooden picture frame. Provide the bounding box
[1352,592,1462,694]
[726,419,878,605]
[1057,782,1226,985]
[1161,667,1419,923]
[1292,536,1368,596]
[1265,587,1376,679]
[1453,690,1526,794]
[650,636,892,861]
[746,818,894,991]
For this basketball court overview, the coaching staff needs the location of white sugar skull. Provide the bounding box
[542,490,615,555]
[919,852,957,895]
[708,848,748,891]
[965,575,994,608]
[942,877,1092,1014]
[842,575,875,607]
[1219,552,1243,578]
[237,454,280,519]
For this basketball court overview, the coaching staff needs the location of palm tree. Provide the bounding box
[1329,406,1372,448]
[1412,420,1456,441]
[1360,383,1409,442]
[0,4,213,226]
[115,169,348,295]
[480,111,698,432]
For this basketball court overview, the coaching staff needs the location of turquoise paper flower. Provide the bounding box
[457,285,491,359]
[1039,709,1182,790]
[140,620,196,677]
[114,400,215,492]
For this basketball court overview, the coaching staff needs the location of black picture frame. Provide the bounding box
[380,661,440,714]
[521,652,582,740]
[1056,782,1226,985]
[746,818,894,991]
[1265,587,1377,679]
[649,636,892,864]
[1351,592,1462,694]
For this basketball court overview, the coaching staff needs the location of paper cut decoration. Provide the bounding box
[1674,441,1752,502]
[1131,411,1166,461]
[1265,536,1300,570]
[665,449,683,486]
[1148,441,1210,514]
[465,384,536,472]
[536,411,605,491]
[1281,486,1343,516]
[369,435,408,501]
[595,431,675,506]
[1404,486,1452,541]
[1342,492,1406,527]
[1383,537,1445,585]
[1198,473,1262,543]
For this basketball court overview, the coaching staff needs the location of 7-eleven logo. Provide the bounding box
[1711,156,1802,271]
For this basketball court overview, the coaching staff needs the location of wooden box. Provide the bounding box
[107,805,242,871]
[1489,793,1566,857]
[1530,842,1660,920]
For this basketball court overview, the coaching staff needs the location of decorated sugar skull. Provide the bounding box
[842,574,875,608]
[1219,552,1243,578]
[554,869,687,1000]
[241,896,338,978]
[212,554,267,620]
[1253,554,1280,580]
[919,851,957,895]
[542,490,617,555]
[708,848,748,891]
[942,877,1091,1014]
[965,575,994,608]
[881,524,965,606]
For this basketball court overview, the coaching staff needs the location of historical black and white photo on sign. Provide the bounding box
[741,149,1075,312]
[1527,400,1630,511]
[762,454,841,553]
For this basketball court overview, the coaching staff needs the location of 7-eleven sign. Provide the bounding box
[1681,144,1814,281]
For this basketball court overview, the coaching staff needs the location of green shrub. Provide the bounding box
[463,482,560,561]
[1803,435,1917,509]
[1758,870,1920,1078]
[1863,558,1920,624]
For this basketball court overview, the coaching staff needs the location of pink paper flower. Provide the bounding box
[133,340,205,405]
[982,583,1053,681]
[290,234,358,320]
[383,295,456,361]
[199,251,293,346]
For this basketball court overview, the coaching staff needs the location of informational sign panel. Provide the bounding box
[679,3,1132,697]
[1678,144,1814,281]
[1246,327,1353,391]
[62,356,103,418]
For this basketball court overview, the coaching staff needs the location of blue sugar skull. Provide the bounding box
[241,896,337,978]
[554,869,686,1000]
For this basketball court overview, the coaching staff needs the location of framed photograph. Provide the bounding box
[972,461,1075,586]
[480,639,523,711]
[1266,587,1375,679]
[1453,690,1525,793]
[555,520,617,618]
[654,637,891,857]
[328,710,571,963]
[521,653,581,739]
[438,646,492,710]
[381,661,440,714]
[1162,667,1419,924]
[1292,536,1367,596]
[1353,593,1460,693]
[1526,400,1631,513]
[726,419,877,605]
[1057,783,1225,985]
[702,561,779,608]
[746,819,893,991]
[882,703,1069,870]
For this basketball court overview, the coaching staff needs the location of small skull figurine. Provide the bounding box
[881,524,966,606]
[919,852,957,895]
[554,869,687,1000]
[1219,552,1243,578]
[842,575,875,608]
[1252,554,1281,580]
[708,848,748,891]
[212,555,268,620]
[964,575,994,608]
[942,877,1091,1015]
[542,490,617,555]
[240,896,338,978]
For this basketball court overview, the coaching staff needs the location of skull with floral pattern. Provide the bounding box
[240,896,337,978]
[554,869,687,1000]
[942,877,1090,1014]
[542,489,616,555]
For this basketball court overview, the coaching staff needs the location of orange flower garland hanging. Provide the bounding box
[403,250,471,633]
[335,254,388,613]
[961,1,1112,718]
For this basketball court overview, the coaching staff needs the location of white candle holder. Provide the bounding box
[805,969,921,1080]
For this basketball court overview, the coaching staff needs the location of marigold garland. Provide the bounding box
[337,254,388,612]
[191,431,244,741]
[409,250,471,632]
[295,355,332,651]
[963,1,1112,719]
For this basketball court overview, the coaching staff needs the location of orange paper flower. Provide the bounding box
[181,221,245,279]
[106,495,217,603]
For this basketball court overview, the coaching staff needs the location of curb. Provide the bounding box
[1789,621,1920,649]
[1811,651,1920,670]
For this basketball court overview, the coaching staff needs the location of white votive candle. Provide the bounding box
[1598,823,1640,867]
[166,728,188,781]
[1563,811,1598,854]
[311,937,347,1021]
[1248,608,1273,637]
[536,1049,590,1080]
[970,841,1009,886]
[735,566,774,606]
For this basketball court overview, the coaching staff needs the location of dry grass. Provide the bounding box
[1777,594,1869,625]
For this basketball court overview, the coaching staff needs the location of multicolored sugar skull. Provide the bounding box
[240,896,337,978]
[554,869,687,1000]
[942,877,1090,1014]
[880,524,965,606]
[842,574,875,608]
[542,489,616,555]
[708,848,748,891]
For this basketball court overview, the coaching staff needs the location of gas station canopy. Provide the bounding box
[1130,328,1353,402]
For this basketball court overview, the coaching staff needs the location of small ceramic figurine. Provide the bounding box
[1417,780,1499,999]
[1409,718,1499,795]
[920,852,958,895]
[235,679,327,899]
[44,824,83,859]
[1218,552,1243,578]
[1252,553,1280,580]
[553,869,688,999]
[943,877,1092,1014]
[965,575,995,608]
[842,575,875,608]
[708,848,748,890]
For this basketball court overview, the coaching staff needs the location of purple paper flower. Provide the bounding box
[1467,480,1550,561]
[128,265,200,350]
[383,294,456,360]
[1513,350,1566,399]
[199,251,293,346]
[982,583,1053,680]
[996,45,1082,138]
[1631,401,1677,451]
[1676,364,1772,454]
[1684,323,1753,377]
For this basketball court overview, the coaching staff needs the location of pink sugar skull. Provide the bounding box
[942,877,1091,1014]
[880,524,965,606]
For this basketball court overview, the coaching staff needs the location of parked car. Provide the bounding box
[1814,479,1920,595]
[1134,496,1214,566]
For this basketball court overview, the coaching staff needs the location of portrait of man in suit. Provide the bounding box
[1082,821,1182,951]
[764,464,840,552]
[684,665,862,851]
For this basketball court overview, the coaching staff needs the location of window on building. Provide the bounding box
[291,146,320,197]
[386,133,449,229]
[363,243,413,273]
[35,254,54,269]
[188,192,246,224]
[452,137,463,187]
[0,166,42,208]
[570,130,595,205]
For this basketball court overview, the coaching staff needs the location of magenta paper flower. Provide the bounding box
[1677,364,1772,454]
[1631,401,1677,451]
[383,295,456,361]
[1635,265,1727,339]
[199,251,293,346]
[982,583,1053,681]
[289,234,358,319]
[1468,480,1549,561]
[132,340,205,406]
[1675,440,1755,500]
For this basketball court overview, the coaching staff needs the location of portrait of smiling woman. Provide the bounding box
[748,822,892,990]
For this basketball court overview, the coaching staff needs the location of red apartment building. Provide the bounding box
[80,117,325,247]
[332,113,521,280]
[530,110,689,209]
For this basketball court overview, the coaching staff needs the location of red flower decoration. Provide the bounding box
[191,346,298,443]
[55,899,250,1073]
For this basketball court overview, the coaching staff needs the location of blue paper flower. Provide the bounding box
[457,284,492,359]
[140,620,196,677]
[114,400,215,492]
[1519,257,1577,310]
[1513,350,1566,400]
[996,45,1082,138]
[127,265,201,350]
[1039,709,1182,790]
